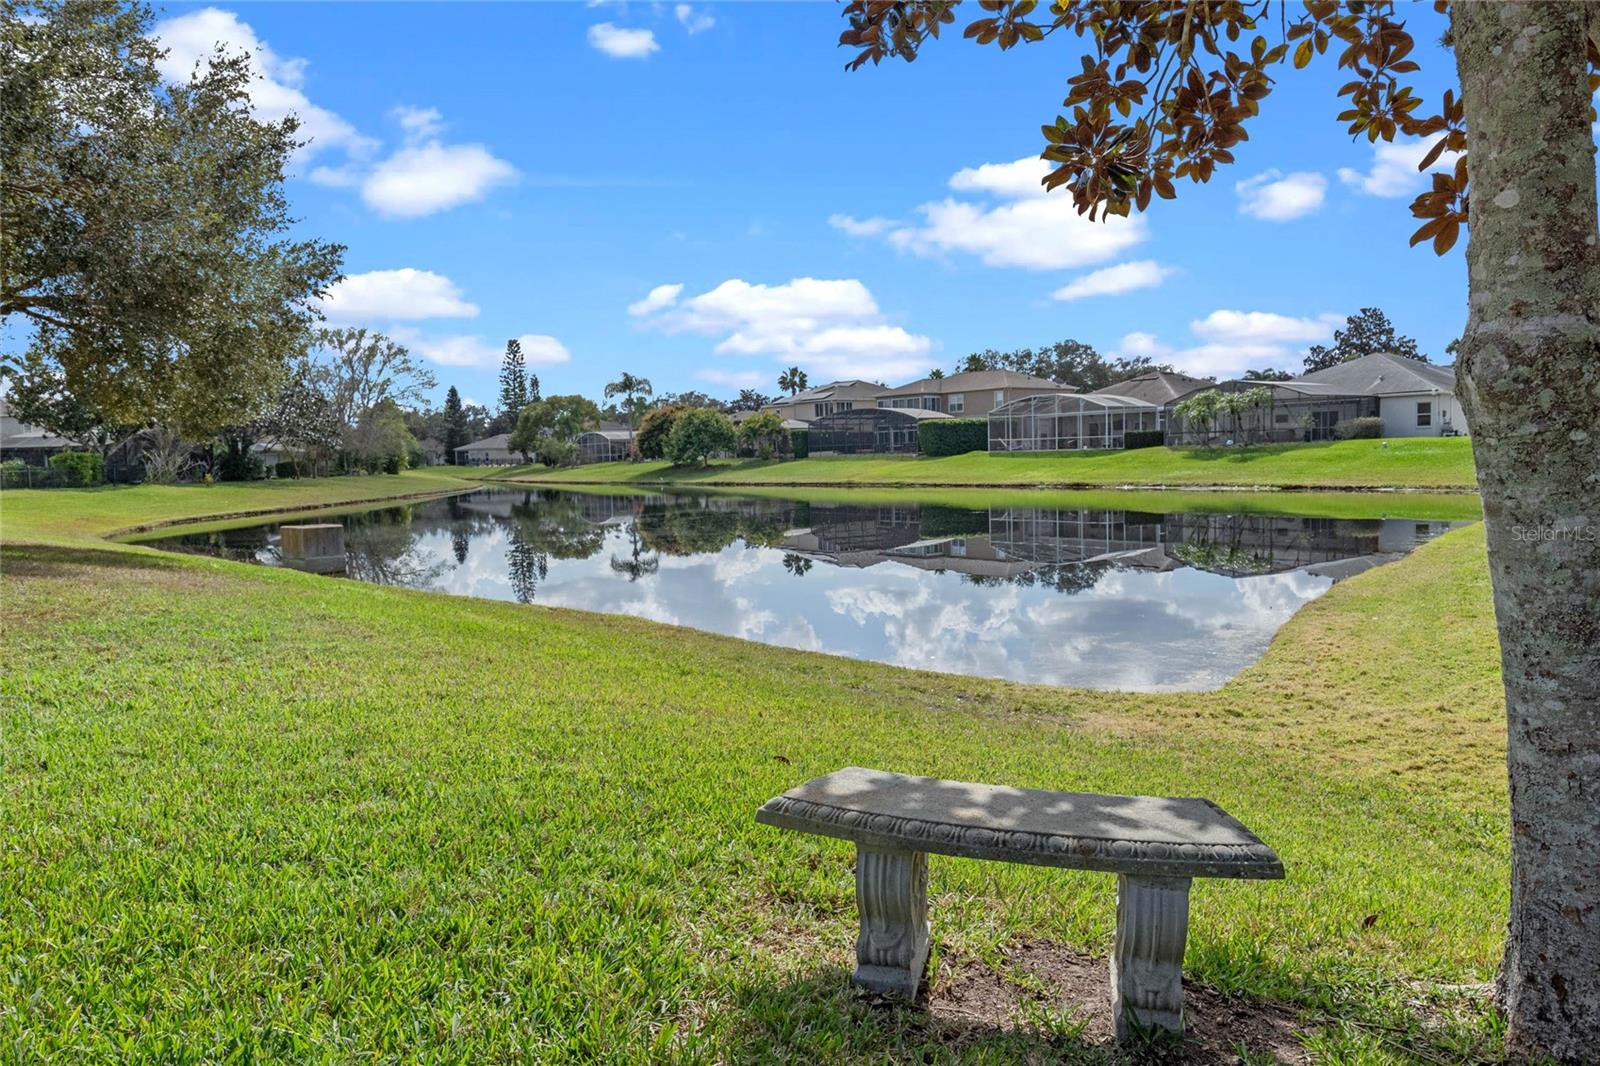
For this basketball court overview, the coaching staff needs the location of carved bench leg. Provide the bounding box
[1110,874,1191,1041]
[851,845,930,998]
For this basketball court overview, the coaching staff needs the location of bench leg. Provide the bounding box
[1110,874,1191,1041]
[852,845,930,998]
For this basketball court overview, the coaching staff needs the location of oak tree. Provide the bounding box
[0,0,343,438]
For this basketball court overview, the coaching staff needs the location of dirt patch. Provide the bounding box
[911,939,1312,1064]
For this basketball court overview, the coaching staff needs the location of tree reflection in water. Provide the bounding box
[343,505,450,587]
[609,524,661,583]
[503,492,607,602]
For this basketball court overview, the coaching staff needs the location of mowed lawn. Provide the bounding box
[491,437,1478,492]
[0,477,1508,1062]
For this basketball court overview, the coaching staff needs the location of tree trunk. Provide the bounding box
[1451,4,1600,1060]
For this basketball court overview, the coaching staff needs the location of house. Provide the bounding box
[989,393,1162,452]
[807,407,950,454]
[577,428,634,464]
[1297,351,1465,437]
[1161,379,1376,446]
[874,370,1077,417]
[1091,370,1214,409]
[454,433,518,465]
[765,379,883,423]
[0,397,75,465]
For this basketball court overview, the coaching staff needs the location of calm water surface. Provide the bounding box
[150,488,1463,691]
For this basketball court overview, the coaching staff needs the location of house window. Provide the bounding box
[994,390,1006,406]
[815,403,826,418]
[1417,401,1433,427]
[947,393,965,413]
[1275,412,1290,424]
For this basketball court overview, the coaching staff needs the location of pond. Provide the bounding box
[147,487,1468,692]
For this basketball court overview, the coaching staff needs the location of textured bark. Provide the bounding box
[1451,4,1600,1060]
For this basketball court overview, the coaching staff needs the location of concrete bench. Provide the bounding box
[756,767,1284,1040]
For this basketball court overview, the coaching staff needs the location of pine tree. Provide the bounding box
[498,339,529,419]
[442,386,468,464]
[528,371,541,403]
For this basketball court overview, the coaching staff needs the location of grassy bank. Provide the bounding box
[489,437,1477,492]
[1,478,1506,1062]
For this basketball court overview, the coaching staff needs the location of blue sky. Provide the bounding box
[150,1,1473,409]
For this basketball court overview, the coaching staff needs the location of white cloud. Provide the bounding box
[948,157,1053,200]
[588,23,659,58]
[391,105,445,141]
[632,277,933,382]
[1234,169,1327,221]
[1115,331,1174,361]
[401,332,572,369]
[1118,310,1341,379]
[1190,309,1341,345]
[627,283,684,317]
[674,4,715,34]
[361,141,517,218]
[151,8,377,164]
[829,214,897,238]
[695,368,765,388]
[855,156,1145,270]
[1051,260,1176,302]
[1338,137,1462,198]
[321,268,479,322]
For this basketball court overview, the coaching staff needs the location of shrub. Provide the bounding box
[381,453,405,475]
[48,450,103,487]
[1337,416,1385,440]
[538,438,578,468]
[665,407,737,466]
[636,404,684,460]
[1123,429,1166,450]
[274,460,300,479]
[790,429,809,459]
[736,411,789,460]
[918,418,987,457]
[218,448,265,481]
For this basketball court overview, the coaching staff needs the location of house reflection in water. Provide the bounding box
[148,488,1465,690]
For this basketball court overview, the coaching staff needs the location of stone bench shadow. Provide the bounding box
[734,946,1313,1065]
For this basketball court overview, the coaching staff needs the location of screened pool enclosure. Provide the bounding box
[988,394,1161,452]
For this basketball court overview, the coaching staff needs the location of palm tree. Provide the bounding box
[604,372,653,433]
[778,367,808,396]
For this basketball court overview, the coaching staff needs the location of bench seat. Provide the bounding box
[756,767,1284,1040]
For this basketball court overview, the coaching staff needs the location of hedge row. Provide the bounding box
[790,429,809,459]
[917,418,988,457]
[1123,430,1166,450]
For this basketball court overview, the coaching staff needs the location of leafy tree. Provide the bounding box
[836,3,1599,1053]
[635,404,685,460]
[778,366,809,395]
[665,407,736,467]
[1303,307,1424,372]
[0,0,343,437]
[781,553,813,577]
[498,339,529,421]
[441,387,469,463]
[1171,390,1223,444]
[603,372,654,432]
[510,394,600,465]
[736,410,788,460]
[309,327,436,430]
[1242,368,1294,382]
[956,340,1170,390]
[731,388,776,412]
[343,398,414,474]
[653,389,725,411]
[927,368,945,379]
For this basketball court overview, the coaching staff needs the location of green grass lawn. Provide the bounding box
[488,437,1478,492]
[0,477,1507,1062]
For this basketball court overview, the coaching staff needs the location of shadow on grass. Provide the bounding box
[731,945,1319,1065]
[1,542,191,576]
